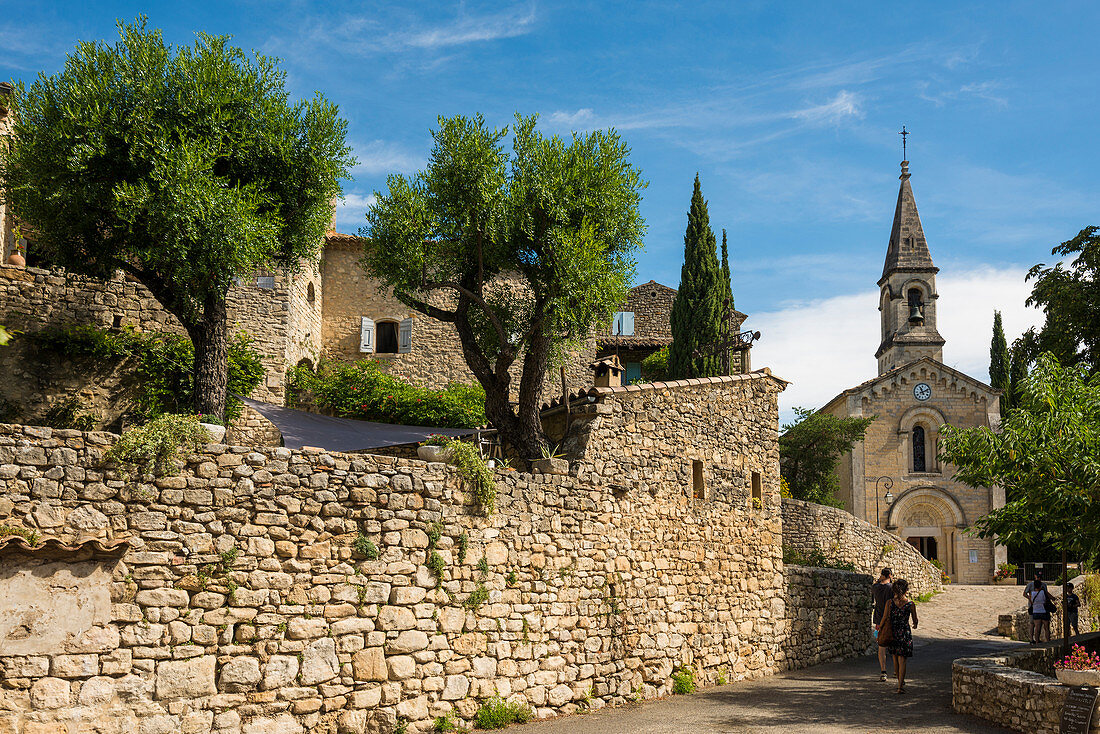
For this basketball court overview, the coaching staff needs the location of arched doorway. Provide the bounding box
[886,486,968,579]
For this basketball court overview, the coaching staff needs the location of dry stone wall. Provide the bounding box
[781,498,942,596]
[0,374,870,734]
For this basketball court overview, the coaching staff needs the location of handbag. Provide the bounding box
[877,599,894,646]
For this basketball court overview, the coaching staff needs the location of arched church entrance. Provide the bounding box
[886,486,967,580]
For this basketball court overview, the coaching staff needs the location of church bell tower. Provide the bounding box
[875,160,945,375]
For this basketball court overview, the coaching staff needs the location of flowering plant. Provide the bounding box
[994,562,1018,581]
[420,434,449,447]
[1054,644,1100,671]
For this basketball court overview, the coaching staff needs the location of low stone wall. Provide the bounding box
[781,498,942,596]
[953,633,1100,733]
[783,566,873,669]
[0,423,867,734]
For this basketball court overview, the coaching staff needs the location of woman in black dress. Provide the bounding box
[887,579,918,693]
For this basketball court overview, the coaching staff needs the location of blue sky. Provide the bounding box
[2,1,1094,415]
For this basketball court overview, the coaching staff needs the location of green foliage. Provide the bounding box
[668,175,723,380]
[779,407,874,506]
[433,712,460,732]
[1017,226,1100,374]
[353,533,379,560]
[445,438,496,516]
[473,697,533,729]
[477,555,490,577]
[0,325,11,346]
[991,311,1011,415]
[671,667,697,695]
[1083,574,1100,632]
[912,591,941,603]
[104,413,209,478]
[930,558,950,583]
[641,346,669,382]
[0,524,40,545]
[199,414,224,426]
[464,583,489,610]
[716,669,728,686]
[939,353,1100,566]
[2,19,353,418]
[24,325,263,422]
[427,522,443,549]
[426,551,446,585]
[363,112,646,458]
[287,360,485,428]
[394,716,409,734]
[781,545,857,571]
[720,229,734,310]
[41,398,99,430]
[506,570,517,587]
[457,532,469,564]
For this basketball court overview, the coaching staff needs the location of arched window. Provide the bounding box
[376,321,399,353]
[912,425,926,472]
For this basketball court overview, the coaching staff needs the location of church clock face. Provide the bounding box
[914,383,932,401]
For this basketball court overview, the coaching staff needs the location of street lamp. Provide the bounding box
[873,476,894,528]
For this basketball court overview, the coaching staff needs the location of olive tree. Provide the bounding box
[364,113,646,458]
[1,20,353,419]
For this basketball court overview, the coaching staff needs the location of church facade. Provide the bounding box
[821,161,1006,584]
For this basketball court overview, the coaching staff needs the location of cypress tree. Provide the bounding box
[989,311,1010,414]
[668,175,723,378]
[721,228,734,309]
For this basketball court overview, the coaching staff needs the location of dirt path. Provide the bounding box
[507,585,1027,734]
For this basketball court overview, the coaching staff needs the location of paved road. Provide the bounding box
[509,585,1027,734]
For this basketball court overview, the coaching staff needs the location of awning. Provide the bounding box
[241,397,478,453]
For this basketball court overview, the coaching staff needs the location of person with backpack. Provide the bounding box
[1029,579,1054,643]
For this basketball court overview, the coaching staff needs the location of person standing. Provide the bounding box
[884,579,918,694]
[871,568,894,681]
[1028,579,1052,643]
[1024,571,1043,611]
[1066,582,1081,637]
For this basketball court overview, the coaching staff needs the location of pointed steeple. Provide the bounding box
[879,161,937,285]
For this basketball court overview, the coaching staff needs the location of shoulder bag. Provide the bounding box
[877,599,894,646]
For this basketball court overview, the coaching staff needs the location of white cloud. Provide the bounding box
[351,140,423,176]
[746,266,1043,425]
[397,4,536,50]
[332,192,377,231]
[546,108,595,126]
[790,90,862,124]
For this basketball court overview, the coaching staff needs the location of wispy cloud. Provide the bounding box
[332,192,377,231]
[790,90,862,124]
[919,79,1008,108]
[748,266,1043,423]
[396,4,536,50]
[351,140,423,176]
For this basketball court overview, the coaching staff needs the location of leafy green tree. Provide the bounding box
[1,19,353,419]
[779,407,874,506]
[668,175,723,379]
[939,352,1100,652]
[1018,226,1100,373]
[0,326,10,346]
[720,228,733,309]
[990,310,1010,414]
[363,113,645,458]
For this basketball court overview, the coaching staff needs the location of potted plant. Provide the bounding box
[1055,644,1100,686]
[6,226,26,267]
[993,562,1018,585]
[198,414,227,443]
[418,434,454,463]
[530,443,569,476]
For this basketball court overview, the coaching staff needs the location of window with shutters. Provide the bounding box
[377,321,399,354]
[612,311,635,336]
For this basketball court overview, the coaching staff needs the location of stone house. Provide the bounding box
[596,279,749,382]
[820,160,1006,584]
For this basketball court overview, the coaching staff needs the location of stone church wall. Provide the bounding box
[0,375,871,733]
[781,498,942,597]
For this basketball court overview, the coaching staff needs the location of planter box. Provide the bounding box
[1056,668,1100,686]
[531,457,569,476]
[200,423,226,444]
[992,577,1017,586]
[417,445,454,463]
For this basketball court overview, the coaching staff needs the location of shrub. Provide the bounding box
[994,562,1018,581]
[473,697,533,729]
[446,438,496,515]
[353,533,379,560]
[781,545,856,572]
[23,325,263,422]
[41,397,99,430]
[930,558,951,583]
[464,583,489,610]
[426,551,446,585]
[671,667,697,694]
[104,413,209,478]
[641,346,669,382]
[433,712,459,732]
[287,360,485,428]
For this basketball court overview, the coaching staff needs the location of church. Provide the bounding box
[821,159,1007,584]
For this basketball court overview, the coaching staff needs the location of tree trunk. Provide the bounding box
[515,331,551,460]
[190,292,229,420]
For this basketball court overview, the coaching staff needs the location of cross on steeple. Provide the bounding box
[899,125,909,160]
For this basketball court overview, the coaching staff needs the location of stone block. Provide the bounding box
[299,637,340,685]
[50,654,99,678]
[352,647,387,682]
[29,678,69,709]
[262,655,300,690]
[386,630,429,654]
[387,655,416,680]
[156,656,217,699]
[219,656,262,691]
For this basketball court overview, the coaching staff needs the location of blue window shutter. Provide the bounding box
[622,312,635,336]
[625,362,642,384]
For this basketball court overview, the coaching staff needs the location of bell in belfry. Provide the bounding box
[908,301,924,324]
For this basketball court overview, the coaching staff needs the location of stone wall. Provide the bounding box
[953,633,1100,734]
[783,566,874,669]
[0,374,871,734]
[781,498,942,596]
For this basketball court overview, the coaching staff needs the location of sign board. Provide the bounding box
[1061,686,1099,734]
